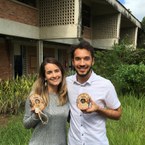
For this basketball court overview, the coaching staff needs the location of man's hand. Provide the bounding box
[84,99,122,120]
[85,99,100,113]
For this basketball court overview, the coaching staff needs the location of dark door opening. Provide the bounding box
[14,55,22,78]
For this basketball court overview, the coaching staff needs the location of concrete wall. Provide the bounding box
[39,0,81,39]
[91,13,121,49]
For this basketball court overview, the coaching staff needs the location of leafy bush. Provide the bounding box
[93,40,132,79]
[93,41,145,96]
[112,40,133,64]
[124,49,145,65]
[93,50,120,79]
[0,74,37,115]
[112,63,145,95]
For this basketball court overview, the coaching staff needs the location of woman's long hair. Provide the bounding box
[31,57,67,106]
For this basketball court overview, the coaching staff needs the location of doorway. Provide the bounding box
[14,55,22,78]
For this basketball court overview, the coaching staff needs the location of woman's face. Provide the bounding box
[44,63,62,87]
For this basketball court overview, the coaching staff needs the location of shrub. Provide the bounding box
[93,40,132,79]
[112,63,145,95]
[93,41,145,96]
[93,50,120,79]
[124,49,145,65]
[0,74,37,115]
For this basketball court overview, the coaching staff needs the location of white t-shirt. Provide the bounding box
[66,71,121,145]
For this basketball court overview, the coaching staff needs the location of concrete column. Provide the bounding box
[134,27,138,48]
[116,13,121,42]
[37,40,43,71]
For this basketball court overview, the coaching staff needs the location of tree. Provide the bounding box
[142,16,145,31]
[138,17,145,48]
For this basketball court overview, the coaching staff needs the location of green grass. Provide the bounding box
[107,94,145,145]
[0,94,145,145]
[0,115,32,145]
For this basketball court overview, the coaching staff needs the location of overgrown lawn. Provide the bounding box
[0,94,145,145]
[107,94,145,145]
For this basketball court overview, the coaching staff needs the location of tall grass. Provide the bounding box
[0,114,32,145]
[107,94,145,145]
[0,94,145,145]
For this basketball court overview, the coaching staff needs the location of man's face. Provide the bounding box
[72,48,94,77]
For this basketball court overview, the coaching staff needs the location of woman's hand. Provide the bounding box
[30,94,45,114]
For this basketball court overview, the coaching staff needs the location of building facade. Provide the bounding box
[0,0,142,80]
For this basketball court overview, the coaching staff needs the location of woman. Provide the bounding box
[23,57,69,145]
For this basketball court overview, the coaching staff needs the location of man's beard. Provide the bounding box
[76,67,92,77]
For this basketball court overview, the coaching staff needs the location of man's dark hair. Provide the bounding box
[70,40,94,59]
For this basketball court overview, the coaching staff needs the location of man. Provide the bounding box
[66,40,122,145]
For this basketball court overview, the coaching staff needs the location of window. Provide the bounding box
[82,3,91,27]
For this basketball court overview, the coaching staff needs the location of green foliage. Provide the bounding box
[112,63,145,95]
[141,16,145,31]
[93,40,145,95]
[112,41,133,63]
[0,74,37,115]
[0,115,32,145]
[107,94,145,145]
[66,69,75,76]
[139,17,145,48]
[93,50,117,78]
[124,48,145,64]
[93,41,131,79]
